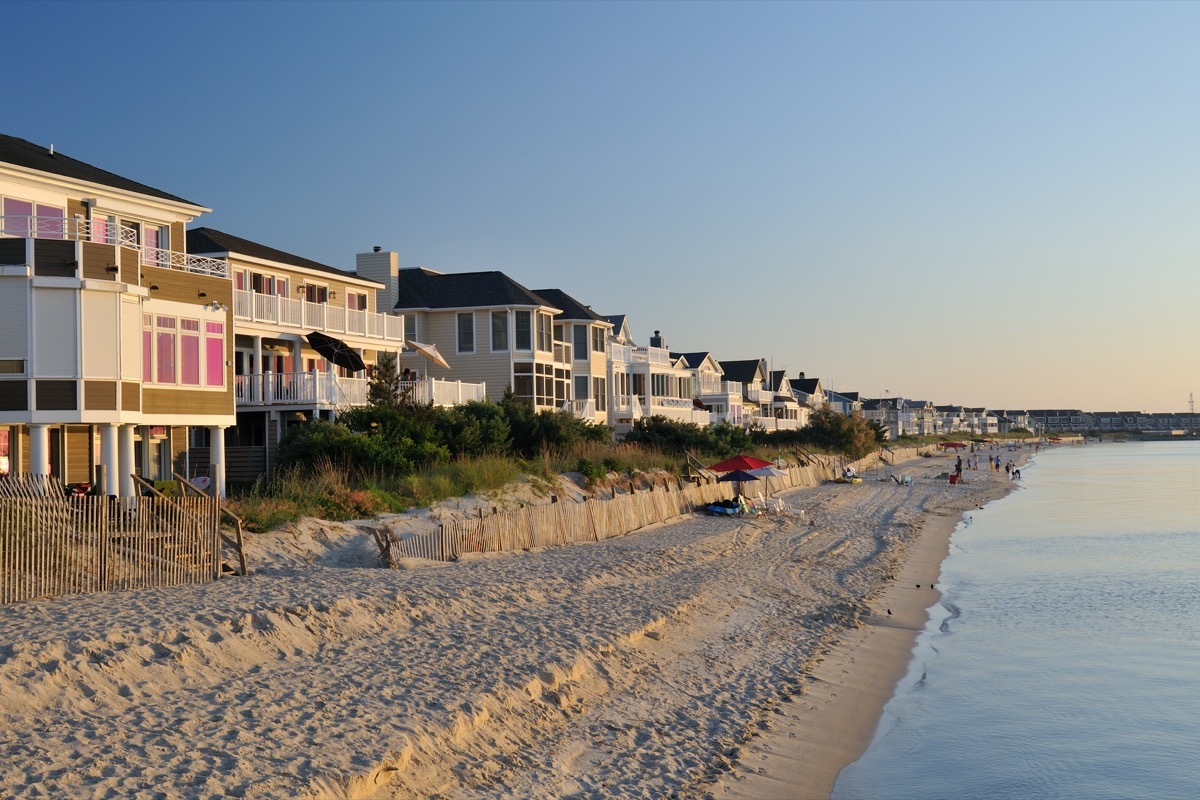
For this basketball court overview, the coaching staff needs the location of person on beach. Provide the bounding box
[955,456,963,477]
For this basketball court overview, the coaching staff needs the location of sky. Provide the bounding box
[7,0,1199,412]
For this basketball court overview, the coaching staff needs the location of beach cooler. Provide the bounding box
[949,474,959,485]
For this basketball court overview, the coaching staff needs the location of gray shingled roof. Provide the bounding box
[395,268,557,312]
[531,288,608,323]
[187,228,378,284]
[1,134,202,207]
[717,359,764,385]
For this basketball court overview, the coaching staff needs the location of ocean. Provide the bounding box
[832,440,1200,800]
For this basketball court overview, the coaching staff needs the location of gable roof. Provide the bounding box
[531,288,609,324]
[791,376,821,394]
[395,268,557,312]
[717,359,766,385]
[187,228,380,286]
[673,351,723,373]
[0,134,203,208]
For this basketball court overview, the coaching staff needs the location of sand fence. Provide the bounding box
[0,474,224,605]
[374,448,917,565]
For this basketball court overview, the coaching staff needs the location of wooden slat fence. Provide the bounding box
[0,475,223,605]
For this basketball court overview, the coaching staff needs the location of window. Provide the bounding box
[593,377,607,412]
[91,214,117,245]
[0,360,24,374]
[142,314,153,382]
[155,316,176,383]
[1,198,32,236]
[514,311,532,350]
[404,314,417,342]
[574,375,589,401]
[142,225,169,267]
[347,292,367,311]
[513,361,555,407]
[180,319,201,386]
[36,204,63,238]
[491,311,508,351]
[205,322,225,387]
[573,325,588,360]
[592,327,605,353]
[457,312,475,353]
[536,312,552,353]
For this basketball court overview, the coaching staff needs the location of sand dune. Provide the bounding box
[0,453,1022,799]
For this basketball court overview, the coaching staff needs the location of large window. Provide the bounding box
[404,314,417,342]
[592,327,605,353]
[513,361,556,408]
[491,311,508,351]
[593,377,607,412]
[457,312,475,353]
[573,325,588,360]
[1,198,32,237]
[140,313,225,389]
[574,375,589,401]
[514,311,532,350]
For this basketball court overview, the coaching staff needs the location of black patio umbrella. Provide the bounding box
[306,331,366,373]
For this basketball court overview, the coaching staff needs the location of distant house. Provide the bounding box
[604,327,702,431]
[675,351,744,426]
[825,390,861,417]
[531,287,613,425]
[718,359,771,425]
[766,371,806,430]
[789,373,827,411]
[392,267,557,408]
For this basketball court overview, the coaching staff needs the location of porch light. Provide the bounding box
[104,265,119,273]
[197,291,208,298]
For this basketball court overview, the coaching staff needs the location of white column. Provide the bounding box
[252,336,264,402]
[209,425,226,498]
[118,424,136,498]
[29,424,50,477]
[100,424,120,496]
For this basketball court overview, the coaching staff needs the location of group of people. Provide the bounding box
[956,452,1021,481]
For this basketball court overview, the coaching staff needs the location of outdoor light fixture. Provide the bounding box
[198,291,207,298]
[149,285,159,291]
[104,265,119,273]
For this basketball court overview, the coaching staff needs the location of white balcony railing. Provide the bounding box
[698,378,742,397]
[0,216,227,277]
[610,343,632,364]
[630,346,670,366]
[236,372,486,409]
[233,289,405,342]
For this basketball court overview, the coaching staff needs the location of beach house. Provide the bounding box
[391,266,557,409]
[717,359,772,427]
[674,351,745,426]
[530,288,613,425]
[185,229,409,481]
[0,134,235,495]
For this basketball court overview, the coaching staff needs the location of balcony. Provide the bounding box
[235,371,486,409]
[1,216,226,277]
[234,289,404,342]
[631,346,671,366]
[610,343,632,365]
[698,378,742,398]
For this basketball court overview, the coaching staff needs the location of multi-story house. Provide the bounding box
[765,370,806,430]
[675,351,744,426]
[0,134,235,496]
[603,325,702,431]
[825,390,862,417]
[186,229,408,481]
[718,359,772,426]
[531,288,613,425]
[392,267,553,408]
[790,373,827,411]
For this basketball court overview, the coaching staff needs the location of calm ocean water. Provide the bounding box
[833,440,1200,800]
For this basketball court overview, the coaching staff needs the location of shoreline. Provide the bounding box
[710,455,1026,800]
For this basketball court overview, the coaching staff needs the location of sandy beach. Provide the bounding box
[0,449,1027,799]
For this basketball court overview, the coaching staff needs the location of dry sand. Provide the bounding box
[0,449,1030,800]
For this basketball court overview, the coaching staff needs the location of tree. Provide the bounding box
[367,352,403,408]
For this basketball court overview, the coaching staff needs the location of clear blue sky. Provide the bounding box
[9,1,1199,412]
